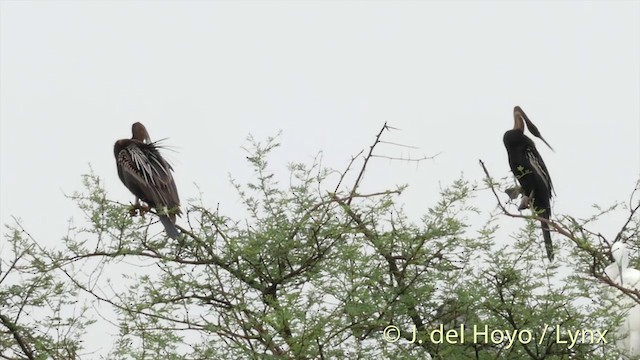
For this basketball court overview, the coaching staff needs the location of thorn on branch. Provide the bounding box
[345,122,435,205]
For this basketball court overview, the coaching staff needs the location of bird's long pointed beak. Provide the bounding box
[514,106,554,151]
[539,137,554,152]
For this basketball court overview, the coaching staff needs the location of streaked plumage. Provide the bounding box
[114,122,181,239]
[503,106,554,260]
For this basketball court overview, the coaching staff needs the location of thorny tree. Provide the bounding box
[1,123,639,359]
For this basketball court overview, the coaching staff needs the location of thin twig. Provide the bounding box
[371,153,440,162]
[348,122,389,205]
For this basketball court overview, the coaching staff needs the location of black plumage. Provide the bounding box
[114,122,181,239]
[503,106,554,260]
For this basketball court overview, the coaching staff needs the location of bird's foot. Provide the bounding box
[128,202,151,218]
[518,195,530,210]
[505,186,522,200]
[138,204,151,218]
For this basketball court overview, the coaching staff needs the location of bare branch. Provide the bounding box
[371,153,440,162]
[348,122,390,205]
[377,140,419,149]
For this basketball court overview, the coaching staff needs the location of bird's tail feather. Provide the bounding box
[160,216,180,239]
[540,209,553,261]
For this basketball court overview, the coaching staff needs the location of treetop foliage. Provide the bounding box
[2,123,639,359]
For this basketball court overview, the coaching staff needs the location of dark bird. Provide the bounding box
[503,106,554,260]
[114,122,181,239]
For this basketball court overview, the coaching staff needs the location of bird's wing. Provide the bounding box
[524,140,553,197]
[116,141,180,215]
[139,142,181,214]
[116,142,159,202]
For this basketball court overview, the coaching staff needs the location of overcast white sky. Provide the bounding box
[1,0,639,354]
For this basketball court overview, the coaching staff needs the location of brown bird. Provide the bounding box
[114,122,181,239]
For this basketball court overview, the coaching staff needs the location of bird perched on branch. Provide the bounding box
[503,106,554,260]
[114,122,181,239]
